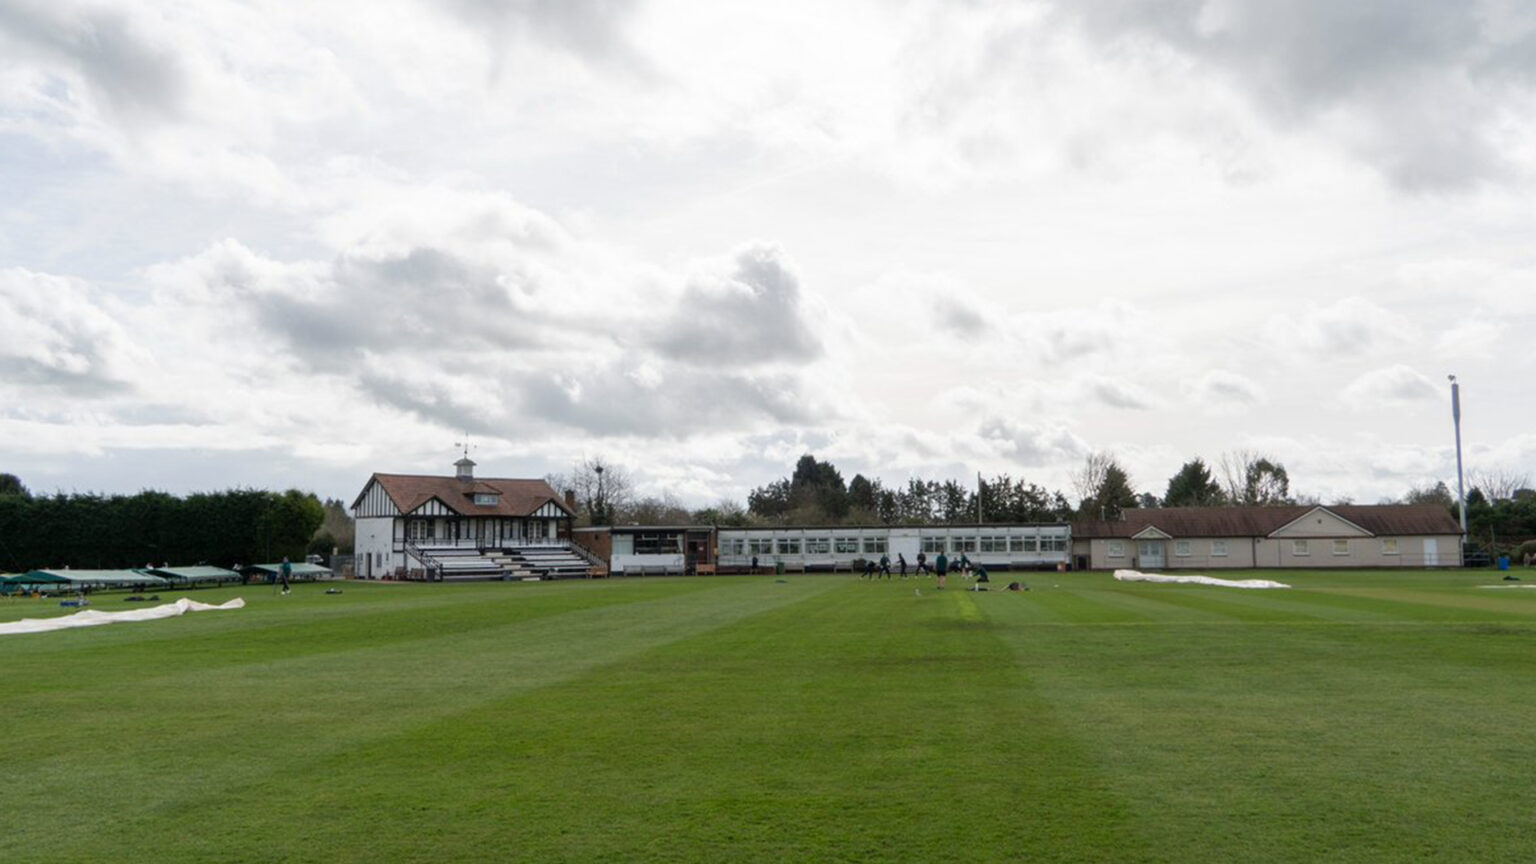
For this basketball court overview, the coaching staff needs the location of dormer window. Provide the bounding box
[473,493,499,506]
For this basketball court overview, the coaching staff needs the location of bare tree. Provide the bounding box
[1074,452,1138,520]
[1073,452,1113,509]
[546,456,634,526]
[1218,450,1293,506]
[1468,469,1532,503]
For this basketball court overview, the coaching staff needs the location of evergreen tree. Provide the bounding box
[1163,458,1225,507]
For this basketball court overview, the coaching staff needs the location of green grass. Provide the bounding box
[2,569,1535,862]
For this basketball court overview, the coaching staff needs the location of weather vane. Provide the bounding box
[454,433,476,460]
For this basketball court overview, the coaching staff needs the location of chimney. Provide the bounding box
[564,489,577,512]
[455,456,476,483]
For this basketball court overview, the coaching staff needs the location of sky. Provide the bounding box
[2,0,1534,510]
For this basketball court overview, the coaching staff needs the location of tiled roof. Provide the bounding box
[1073,504,1461,539]
[366,473,571,518]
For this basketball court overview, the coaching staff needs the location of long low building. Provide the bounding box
[572,523,1072,575]
[1071,504,1464,570]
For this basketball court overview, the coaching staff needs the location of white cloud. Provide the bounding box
[1342,365,1440,407]
[1184,370,1265,410]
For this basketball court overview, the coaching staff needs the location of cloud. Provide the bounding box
[1341,365,1440,406]
[0,267,140,397]
[1055,0,1536,191]
[978,417,1090,467]
[0,1,188,126]
[652,245,823,368]
[440,0,644,69]
[1184,369,1264,407]
[1084,376,1152,410]
[1287,296,1409,356]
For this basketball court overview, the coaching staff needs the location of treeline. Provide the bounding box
[746,455,1073,525]
[0,477,330,572]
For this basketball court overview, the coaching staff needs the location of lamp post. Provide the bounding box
[1449,375,1467,535]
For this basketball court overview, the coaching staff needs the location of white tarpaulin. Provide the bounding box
[1114,569,1290,589]
[0,597,245,636]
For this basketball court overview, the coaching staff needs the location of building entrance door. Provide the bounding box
[1138,541,1165,569]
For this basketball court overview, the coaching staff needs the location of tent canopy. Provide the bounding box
[22,570,170,587]
[149,566,242,584]
[7,571,72,585]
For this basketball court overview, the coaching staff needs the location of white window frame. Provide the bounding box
[835,537,859,554]
[1211,539,1228,557]
[922,537,946,554]
[862,537,887,554]
[1292,539,1310,557]
[805,537,830,555]
[1382,538,1400,556]
[1333,539,1350,556]
[1107,541,1125,558]
[1174,540,1192,558]
[777,538,802,555]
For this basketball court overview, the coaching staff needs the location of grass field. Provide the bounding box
[3,569,1535,863]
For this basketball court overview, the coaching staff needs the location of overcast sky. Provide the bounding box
[3,0,1533,509]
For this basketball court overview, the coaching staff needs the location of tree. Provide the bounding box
[314,497,355,553]
[1076,453,1139,520]
[789,454,848,519]
[257,490,325,562]
[1403,481,1454,508]
[625,493,690,525]
[847,474,877,514]
[747,478,792,521]
[0,473,28,498]
[691,498,750,526]
[1468,469,1532,503]
[1219,451,1293,506]
[937,479,971,523]
[1073,452,1113,509]
[1163,458,1225,507]
[548,457,633,526]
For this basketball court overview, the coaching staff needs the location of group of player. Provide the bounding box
[860,550,988,589]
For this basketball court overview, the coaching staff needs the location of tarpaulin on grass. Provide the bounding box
[0,597,245,636]
[1114,569,1290,589]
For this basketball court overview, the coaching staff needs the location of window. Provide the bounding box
[980,536,1007,553]
[862,537,887,554]
[805,537,830,555]
[835,537,860,554]
[951,536,976,553]
[921,536,946,553]
[473,493,499,505]
[724,538,745,556]
[1333,539,1349,556]
[1107,541,1125,558]
[748,538,773,556]
[409,521,427,541]
[1175,540,1192,558]
[1292,540,1310,557]
[1013,536,1038,553]
[777,538,802,555]
[635,533,681,554]
[1212,540,1228,557]
[1382,538,1400,556]
[1041,536,1067,553]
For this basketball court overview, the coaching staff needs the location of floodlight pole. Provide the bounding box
[1449,375,1467,535]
